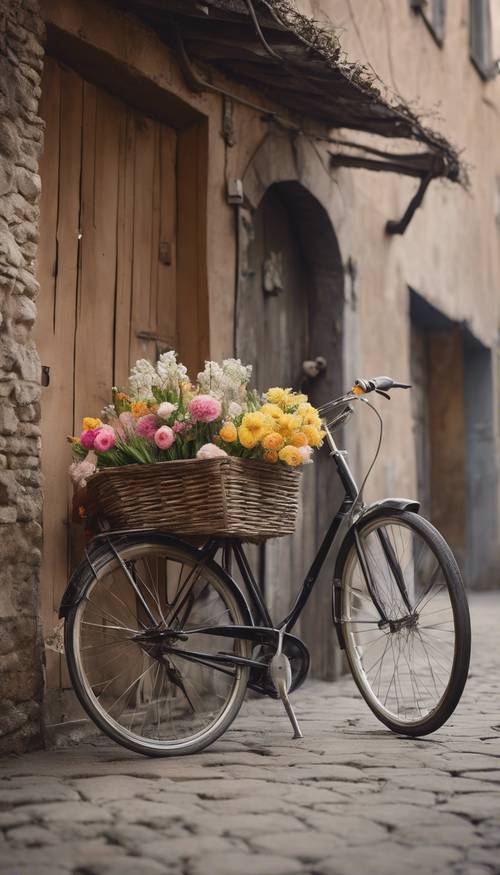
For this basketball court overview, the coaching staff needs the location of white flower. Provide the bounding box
[196,443,228,460]
[128,359,158,398]
[156,351,188,391]
[228,401,243,417]
[222,358,252,386]
[297,445,314,464]
[69,458,96,487]
[197,358,252,417]
[157,401,177,419]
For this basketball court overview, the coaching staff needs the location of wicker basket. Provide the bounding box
[84,456,301,541]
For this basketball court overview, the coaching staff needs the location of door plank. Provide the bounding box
[129,111,156,365]
[74,82,121,428]
[157,125,177,349]
[114,108,136,387]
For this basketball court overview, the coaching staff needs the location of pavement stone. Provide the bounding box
[0,591,499,875]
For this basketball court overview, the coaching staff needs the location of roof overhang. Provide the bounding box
[114,0,466,230]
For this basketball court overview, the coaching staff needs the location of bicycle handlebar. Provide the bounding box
[352,376,411,396]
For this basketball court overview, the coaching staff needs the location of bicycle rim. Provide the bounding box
[341,513,469,732]
[67,541,249,755]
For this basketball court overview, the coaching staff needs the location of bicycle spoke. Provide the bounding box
[343,516,461,726]
[73,543,248,751]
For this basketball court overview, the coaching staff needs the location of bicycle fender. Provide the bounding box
[353,497,420,527]
[332,498,420,649]
[58,533,254,628]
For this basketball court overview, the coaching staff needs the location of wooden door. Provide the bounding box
[36,57,177,707]
[236,186,317,651]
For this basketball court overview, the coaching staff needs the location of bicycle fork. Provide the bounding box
[269,627,303,740]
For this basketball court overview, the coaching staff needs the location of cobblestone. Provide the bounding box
[0,592,499,874]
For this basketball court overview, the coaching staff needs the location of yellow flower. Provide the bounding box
[290,431,308,448]
[83,417,102,431]
[238,425,258,449]
[130,401,149,419]
[279,445,303,467]
[287,392,308,408]
[260,403,282,421]
[264,449,279,464]
[278,413,302,437]
[298,402,322,427]
[242,411,266,430]
[240,411,269,443]
[303,424,325,447]
[265,387,288,406]
[261,431,284,451]
[220,421,237,443]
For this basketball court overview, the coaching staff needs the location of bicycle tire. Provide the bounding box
[64,535,251,756]
[337,510,471,736]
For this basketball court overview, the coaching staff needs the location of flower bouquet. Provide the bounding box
[69,353,325,541]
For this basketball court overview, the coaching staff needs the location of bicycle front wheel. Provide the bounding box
[65,536,250,756]
[339,511,470,736]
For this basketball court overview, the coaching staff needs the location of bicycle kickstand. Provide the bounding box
[269,628,303,740]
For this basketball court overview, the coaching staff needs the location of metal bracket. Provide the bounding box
[386,171,434,235]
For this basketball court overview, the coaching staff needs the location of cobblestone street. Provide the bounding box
[1,591,499,875]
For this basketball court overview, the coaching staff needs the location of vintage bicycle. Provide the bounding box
[60,376,471,756]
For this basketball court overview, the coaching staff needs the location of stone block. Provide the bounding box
[13,379,40,404]
[0,505,17,523]
[0,118,20,159]
[0,402,18,433]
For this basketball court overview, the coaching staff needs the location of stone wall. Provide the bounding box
[0,0,44,753]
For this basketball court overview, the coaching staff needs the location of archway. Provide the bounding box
[236,171,344,679]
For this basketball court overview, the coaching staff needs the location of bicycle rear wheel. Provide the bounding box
[339,511,470,736]
[65,536,250,756]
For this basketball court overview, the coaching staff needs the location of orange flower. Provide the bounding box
[279,445,303,467]
[290,431,308,448]
[264,450,278,464]
[261,431,284,451]
[130,401,149,419]
[220,422,238,443]
[78,505,87,519]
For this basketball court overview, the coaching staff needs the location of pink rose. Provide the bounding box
[136,414,158,439]
[80,428,100,450]
[94,428,116,452]
[188,394,222,423]
[154,426,175,450]
[196,443,228,460]
[173,420,189,434]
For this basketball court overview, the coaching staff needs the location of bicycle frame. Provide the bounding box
[214,429,360,634]
[184,425,419,656]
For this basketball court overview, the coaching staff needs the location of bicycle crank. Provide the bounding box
[269,628,303,740]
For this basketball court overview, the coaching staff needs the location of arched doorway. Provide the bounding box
[236,179,344,679]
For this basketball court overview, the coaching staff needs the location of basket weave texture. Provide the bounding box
[85,457,301,541]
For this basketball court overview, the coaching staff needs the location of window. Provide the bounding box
[410,0,446,46]
[470,0,493,79]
